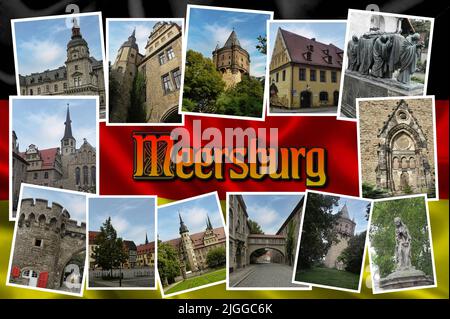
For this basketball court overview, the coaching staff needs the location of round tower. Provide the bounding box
[112,28,140,80]
[178,213,199,272]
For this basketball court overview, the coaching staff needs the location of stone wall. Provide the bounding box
[359,98,435,193]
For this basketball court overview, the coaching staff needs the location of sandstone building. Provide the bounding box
[212,30,250,89]
[10,198,86,293]
[110,22,183,123]
[269,28,343,109]
[164,214,225,278]
[18,19,106,118]
[12,106,96,217]
[136,234,156,267]
[228,195,304,272]
[323,204,356,270]
[359,98,436,198]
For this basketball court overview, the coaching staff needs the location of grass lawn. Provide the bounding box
[165,268,226,295]
[295,267,360,290]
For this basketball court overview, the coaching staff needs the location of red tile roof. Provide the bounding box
[164,227,226,250]
[20,147,59,169]
[89,231,100,243]
[280,28,343,69]
[137,242,155,254]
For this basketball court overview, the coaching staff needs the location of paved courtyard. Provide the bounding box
[89,275,155,288]
[270,106,337,114]
[230,263,307,288]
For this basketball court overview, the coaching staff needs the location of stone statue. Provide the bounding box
[394,217,412,271]
[357,35,375,75]
[372,35,393,78]
[397,33,423,84]
[347,35,360,71]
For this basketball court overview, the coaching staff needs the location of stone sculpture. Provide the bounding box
[397,33,423,84]
[394,217,412,271]
[347,35,360,71]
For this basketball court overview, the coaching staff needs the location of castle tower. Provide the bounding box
[179,212,198,272]
[323,203,356,270]
[112,28,140,80]
[65,18,94,91]
[61,105,76,155]
[203,214,218,247]
[212,30,250,88]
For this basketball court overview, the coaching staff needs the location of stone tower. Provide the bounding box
[323,204,356,270]
[65,18,94,92]
[179,212,198,272]
[212,30,250,88]
[203,215,218,246]
[61,105,76,156]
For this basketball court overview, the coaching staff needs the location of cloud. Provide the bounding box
[18,39,65,74]
[180,206,211,230]
[24,111,65,149]
[246,204,282,234]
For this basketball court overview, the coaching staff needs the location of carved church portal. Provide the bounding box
[390,131,418,192]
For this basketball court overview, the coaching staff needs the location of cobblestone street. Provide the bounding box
[231,263,307,288]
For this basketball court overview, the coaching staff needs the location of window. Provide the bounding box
[306,52,312,61]
[75,65,78,71]
[310,70,316,81]
[117,66,123,73]
[320,70,326,82]
[74,77,81,87]
[130,53,135,58]
[75,167,80,185]
[168,31,173,37]
[37,87,41,94]
[172,68,181,89]
[276,72,279,83]
[54,84,58,92]
[44,172,48,179]
[30,89,33,95]
[158,52,166,65]
[46,85,49,92]
[91,166,96,185]
[331,71,337,83]
[167,47,175,60]
[33,172,38,179]
[282,70,286,81]
[319,91,328,101]
[83,166,88,185]
[162,74,173,94]
[63,83,67,89]
[299,68,306,81]
[34,239,42,247]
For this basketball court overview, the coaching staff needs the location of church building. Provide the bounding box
[12,105,96,217]
[18,19,106,118]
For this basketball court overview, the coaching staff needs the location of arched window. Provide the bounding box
[38,214,46,227]
[91,166,96,186]
[75,167,80,185]
[83,166,88,185]
[393,157,399,169]
[409,157,416,169]
[401,157,408,169]
[319,91,328,101]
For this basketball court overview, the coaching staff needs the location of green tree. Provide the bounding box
[128,71,147,123]
[370,197,433,278]
[338,231,367,274]
[158,241,181,285]
[215,75,264,117]
[108,70,122,122]
[248,219,264,234]
[206,246,226,268]
[183,50,225,113]
[285,219,296,266]
[362,182,389,199]
[296,193,340,269]
[92,217,127,277]
[256,35,267,55]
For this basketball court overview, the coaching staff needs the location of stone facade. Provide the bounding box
[12,106,96,217]
[110,22,183,123]
[212,30,250,89]
[359,98,436,198]
[10,198,86,293]
[18,19,106,118]
[269,28,343,109]
[164,214,226,278]
[323,204,356,270]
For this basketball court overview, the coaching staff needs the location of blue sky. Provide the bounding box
[158,194,224,242]
[242,194,303,234]
[14,15,103,75]
[20,185,86,222]
[108,20,181,63]
[12,98,97,151]
[89,197,156,245]
[268,21,346,61]
[330,196,370,234]
[187,8,271,77]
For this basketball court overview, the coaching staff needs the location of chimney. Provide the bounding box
[311,38,316,41]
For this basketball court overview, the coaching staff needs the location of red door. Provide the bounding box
[11,266,20,278]
[37,272,49,288]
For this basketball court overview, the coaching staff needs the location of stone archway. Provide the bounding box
[248,246,285,265]
[160,105,181,123]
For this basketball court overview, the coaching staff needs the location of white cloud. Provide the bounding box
[246,204,282,234]
[24,112,65,149]
[18,39,65,74]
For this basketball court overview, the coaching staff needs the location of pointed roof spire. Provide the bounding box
[179,211,189,234]
[206,215,213,230]
[131,27,136,38]
[223,29,241,48]
[145,232,149,245]
[339,203,350,220]
[62,104,74,140]
[120,27,139,50]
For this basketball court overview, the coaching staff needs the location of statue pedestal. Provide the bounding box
[341,71,424,118]
[379,268,434,290]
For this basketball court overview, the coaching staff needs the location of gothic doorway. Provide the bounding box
[390,131,417,193]
[333,91,339,106]
[161,105,181,123]
[60,250,85,291]
[300,91,312,108]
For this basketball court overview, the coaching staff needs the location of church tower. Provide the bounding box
[323,203,356,270]
[212,30,250,88]
[65,18,94,91]
[61,105,76,155]
[203,214,218,246]
[178,212,198,272]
